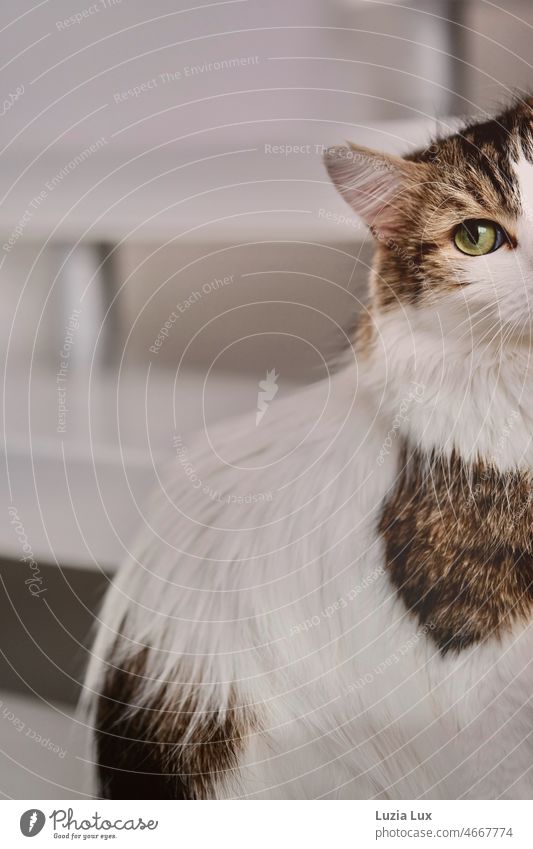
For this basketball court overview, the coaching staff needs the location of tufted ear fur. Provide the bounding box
[324,143,428,239]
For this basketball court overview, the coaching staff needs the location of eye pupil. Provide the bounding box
[464,222,480,244]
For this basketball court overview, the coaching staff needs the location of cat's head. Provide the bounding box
[325,97,533,347]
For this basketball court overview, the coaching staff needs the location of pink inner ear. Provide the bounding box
[354,171,404,239]
[325,146,408,239]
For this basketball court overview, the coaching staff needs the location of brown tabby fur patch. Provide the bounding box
[96,650,254,799]
[379,441,533,652]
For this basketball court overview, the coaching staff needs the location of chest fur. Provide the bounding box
[379,442,533,652]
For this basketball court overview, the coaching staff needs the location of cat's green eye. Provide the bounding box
[453,219,506,256]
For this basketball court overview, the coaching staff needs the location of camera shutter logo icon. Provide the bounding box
[20,810,46,837]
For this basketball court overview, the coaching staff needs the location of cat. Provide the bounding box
[85,96,533,799]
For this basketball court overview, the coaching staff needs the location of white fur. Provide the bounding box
[84,150,533,800]
[85,363,533,798]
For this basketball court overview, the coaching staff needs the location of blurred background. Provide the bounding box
[1,0,532,799]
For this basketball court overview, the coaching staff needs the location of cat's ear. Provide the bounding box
[324,143,426,238]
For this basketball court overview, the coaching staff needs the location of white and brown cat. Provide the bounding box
[85,96,533,799]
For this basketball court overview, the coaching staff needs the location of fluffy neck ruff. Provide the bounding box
[360,303,533,475]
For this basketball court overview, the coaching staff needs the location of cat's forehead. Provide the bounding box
[515,155,533,222]
[411,100,533,218]
[420,98,533,162]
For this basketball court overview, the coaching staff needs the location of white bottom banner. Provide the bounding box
[2,800,533,848]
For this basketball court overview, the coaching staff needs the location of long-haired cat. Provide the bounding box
[85,96,533,799]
